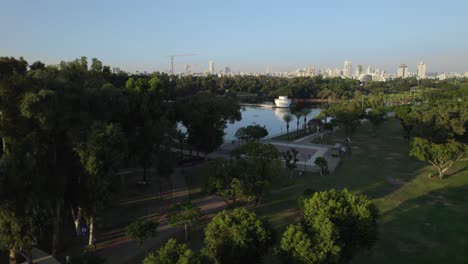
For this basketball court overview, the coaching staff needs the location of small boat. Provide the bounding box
[275,96,292,108]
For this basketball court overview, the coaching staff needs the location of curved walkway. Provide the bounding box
[97,166,227,264]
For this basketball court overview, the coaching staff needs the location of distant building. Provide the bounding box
[343,61,352,77]
[208,61,214,74]
[225,66,231,74]
[355,65,363,77]
[366,66,372,74]
[397,64,408,78]
[417,61,426,78]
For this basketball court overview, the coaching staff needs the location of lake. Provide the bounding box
[223,106,322,141]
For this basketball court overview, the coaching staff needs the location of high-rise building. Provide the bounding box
[417,61,426,78]
[343,61,352,77]
[366,66,372,74]
[208,61,214,74]
[225,66,231,74]
[355,65,363,77]
[397,64,408,78]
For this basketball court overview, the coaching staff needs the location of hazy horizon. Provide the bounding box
[2,0,468,74]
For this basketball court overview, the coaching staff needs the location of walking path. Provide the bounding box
[96,166,227,264]
[21,248,61,264]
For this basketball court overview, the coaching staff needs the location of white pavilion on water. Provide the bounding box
[275,96,292,108]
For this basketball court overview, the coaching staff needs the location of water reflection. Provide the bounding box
[224,106,321,141]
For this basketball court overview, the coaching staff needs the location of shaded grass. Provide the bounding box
[183,118,468,263]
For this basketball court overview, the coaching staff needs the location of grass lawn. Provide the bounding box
[184,118,468,263]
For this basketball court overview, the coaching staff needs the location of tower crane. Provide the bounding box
[163,54,196,75]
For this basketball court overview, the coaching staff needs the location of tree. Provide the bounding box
[328,102,363,145]
[410,137,467,179]
[168,201,202,242]
[301,109,312,134]
[74,122,127,246]
[29,61,45,71]
[143,239,200,264]
[394,105,416,139]
[314,157,328,176]
[90,58,103,72]
[176,92,240,156]
[293,111,302,136]
[205,158,239,204]
[302,189,378,262]
[277,223,340,264]
[202,208,273,264]
[234,125,268,141]
[282,148,299,177]
[231,142,281,204]
[366,108,387,136]
[0,202,38,264]
[282,113,294,139]
[125,219,159,246]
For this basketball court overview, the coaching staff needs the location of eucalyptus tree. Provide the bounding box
[74,122,127,245]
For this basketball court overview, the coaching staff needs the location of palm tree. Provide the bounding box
[293,112,302,136]
[282,113,294,139]
[301,109,312,134]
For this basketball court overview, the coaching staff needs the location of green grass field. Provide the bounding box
[185,118,468,263]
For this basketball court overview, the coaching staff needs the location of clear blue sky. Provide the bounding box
[1,0,468,73]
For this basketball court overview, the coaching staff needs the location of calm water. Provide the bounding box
[224,106,322,141]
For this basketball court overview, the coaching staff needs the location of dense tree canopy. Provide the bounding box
[202,208,273,264]
[278,189,378,264]
[143,239,200,264]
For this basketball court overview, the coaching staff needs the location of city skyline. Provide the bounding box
[1,0,468,73]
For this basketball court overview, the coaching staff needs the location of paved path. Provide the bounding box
[97,166,227,264]
[21,248,61,264]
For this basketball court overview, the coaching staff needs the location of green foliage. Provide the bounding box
[168,201,202,241]
[230,142,281,203]
[302,189,379,262]
[206,142,281,204]
[125,219,159,246]
[143,239,200,264]
[278,223,340,264]
[234,125,268,141]
[176,92,240,154]
[282,148,299,175]
[328,102,364,139]
[366,108,387,135]
[0,202,37,254]
[314,157,328,175]
[394,105,416,139]
[202,208,273,264]
[410,137,467,178]
[282,113,294,137]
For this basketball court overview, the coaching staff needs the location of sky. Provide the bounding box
[1,0,468,74]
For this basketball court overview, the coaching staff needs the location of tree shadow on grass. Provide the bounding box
[328,119,430,200]
[354,185,468,264]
